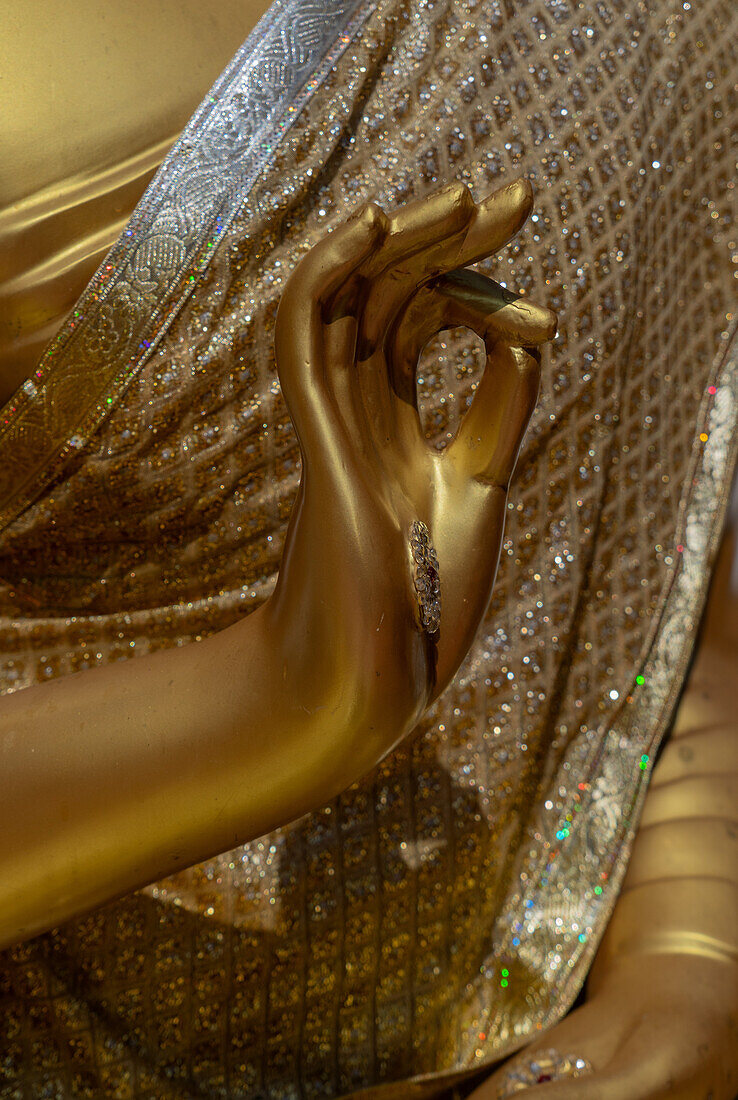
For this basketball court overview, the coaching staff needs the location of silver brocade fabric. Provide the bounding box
[0,0,736,1097]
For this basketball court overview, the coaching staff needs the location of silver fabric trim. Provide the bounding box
[0,0,375,529]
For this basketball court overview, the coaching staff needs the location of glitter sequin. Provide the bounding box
[0,0,736,1094]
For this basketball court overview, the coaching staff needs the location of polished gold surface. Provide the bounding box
[0,0,736,1095]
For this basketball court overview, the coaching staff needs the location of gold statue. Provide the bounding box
[0,0,736,1096]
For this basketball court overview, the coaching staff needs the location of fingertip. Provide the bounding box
[499,297,558,346]
[519,303,557,345]
[477,176,534,223]
[443,179,476,222]
[460,178,535,265]
[391,180,475,238]
[509,345,542,390]
[327,202,389,288]
[345,201,389,251]
[435,181,476,238]
[497,176,534,223]
[361,201,390,242]
[509,174,534,208]
[534,305,558,342]
[506,177,534,233]
[520,345,542,366]
[502,344,542,409]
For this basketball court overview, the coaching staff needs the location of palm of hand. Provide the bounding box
[270,179,556,752]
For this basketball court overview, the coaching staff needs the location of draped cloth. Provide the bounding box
[0,0,736,1096]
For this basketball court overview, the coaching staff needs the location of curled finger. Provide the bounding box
[456,175,535,269]
[436,269,557,346]
[275,203,388,461]
[387,271,552,475]
[448,340,541,487]
[354,181,478,357]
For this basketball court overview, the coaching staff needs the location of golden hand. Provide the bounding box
[478,951,736,1099]
[271,178,556,714]
[0,180,555,948]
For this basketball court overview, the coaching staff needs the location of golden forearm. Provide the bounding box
[478,611,738,1100]
[591,685,738,980]
[0,598,415,949]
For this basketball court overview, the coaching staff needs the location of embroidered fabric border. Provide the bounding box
[0,0,375,532]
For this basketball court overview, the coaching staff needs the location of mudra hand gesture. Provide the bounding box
[270,178,556,771]
[0,178,556,947]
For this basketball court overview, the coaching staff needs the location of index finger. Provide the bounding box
[456,176,534,269]
[357,178,535,357]
[326,181,475,323]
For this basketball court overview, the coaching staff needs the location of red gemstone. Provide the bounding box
[536,1074,553,1083]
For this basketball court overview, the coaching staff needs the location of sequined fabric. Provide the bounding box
[0,0,736,1097]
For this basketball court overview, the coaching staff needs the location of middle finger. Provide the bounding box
[358,177,534,358]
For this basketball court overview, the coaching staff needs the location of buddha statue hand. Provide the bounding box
[268,178,556,776]
[0,178,557,947]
